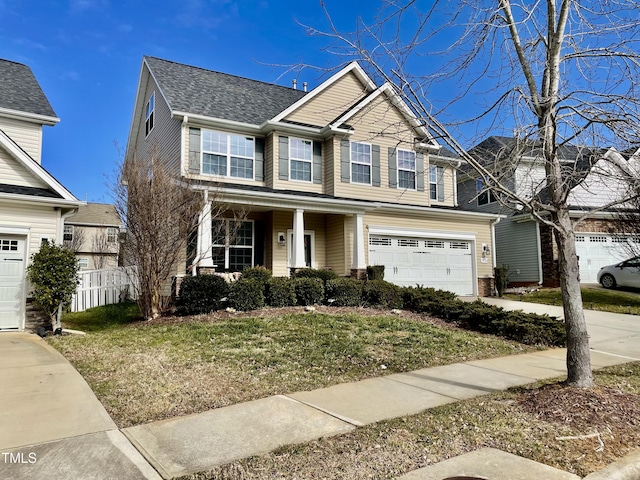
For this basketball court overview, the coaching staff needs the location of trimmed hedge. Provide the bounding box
[241,266,272,288]
[229,278,265,311]
[266,277,297,307]
[363,280,403,309]
[176,274,230,316]
[326,278,363,307]
[293,268,339,285]
[294,277,325,306]
[366,265,385,281]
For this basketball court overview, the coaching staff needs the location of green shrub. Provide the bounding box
[176,274,229,315]
[366,265,385,281]
[363,280,403,308]
[494,265,509,297]
[326,278,364,307]
[266,277,296,307]
[294,268,339,285]
[241,266,272,288]
[402,286,457,313]
[294,277,325,306]
[229,278,265,311]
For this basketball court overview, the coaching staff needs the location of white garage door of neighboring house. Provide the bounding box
[0,237,26,330]
[368,235,475,295]
[575,233,631,283]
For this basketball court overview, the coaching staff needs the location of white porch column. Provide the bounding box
[292,208,306,269]
[352,213,366,270]
[195,190,214,272]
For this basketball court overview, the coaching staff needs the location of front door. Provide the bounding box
[0,236,26,330]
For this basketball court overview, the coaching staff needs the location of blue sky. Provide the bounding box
[0,0,373,202]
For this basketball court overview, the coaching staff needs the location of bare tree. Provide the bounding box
[63,225,85,253]
[113,147,204,320]
[91,231,112,270]
[304,0,640,387]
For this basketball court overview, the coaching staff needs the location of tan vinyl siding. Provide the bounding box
[325,214,346,275]
[363,212,495,278]
[133,73,181,175]
[0,146,48,188]
[1,201,59,258]
[0,117,43,163]
[284,72,368,127]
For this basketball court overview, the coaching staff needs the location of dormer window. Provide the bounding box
[145,92,155,136]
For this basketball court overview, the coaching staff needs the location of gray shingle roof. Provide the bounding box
[0,59,57,117]
[67,203,121,226]
[145,56,307,125]
[0,183,62,198]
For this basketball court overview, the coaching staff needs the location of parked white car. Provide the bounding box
[597,256,640,289]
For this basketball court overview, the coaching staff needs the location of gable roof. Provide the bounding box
[66,203,121,227]
[0,59,58,122]
[144,56,307,125]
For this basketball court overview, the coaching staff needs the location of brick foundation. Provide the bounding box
[477,277,494,297]
[350,268,367,280]
[25,300,49,332]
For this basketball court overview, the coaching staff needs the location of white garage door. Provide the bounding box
[575,233,631,283]
[368,235,474,295]
[0,237,26,330]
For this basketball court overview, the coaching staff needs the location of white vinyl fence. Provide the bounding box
[71,267,138,312]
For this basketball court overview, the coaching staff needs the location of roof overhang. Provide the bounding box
[0,107,59,126]
[0,192,84,208]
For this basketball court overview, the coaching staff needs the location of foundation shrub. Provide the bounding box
[229,278,265,311]
[363,280,403,309]
[293,268,339,286]
[294,277,325,306]
[176,274,230,315]
[266,277,297,307]
[326,278,364,307]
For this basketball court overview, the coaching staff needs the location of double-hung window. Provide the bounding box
[289,138,312,182]
[429,165,444,201]
[202,130,254,179]
[145,92,155,136]
[63,225,74,242]
[350,142,371,184]
[107,227,118,243]
[397,149,416,190]
[477,177,497,205]
[211,219,254,271]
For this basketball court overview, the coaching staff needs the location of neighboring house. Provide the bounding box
[64,203,121,270]
[125,56,503,296]
[0,58,82,331]
[457,135,640,287]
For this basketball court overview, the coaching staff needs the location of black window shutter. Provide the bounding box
[388,147,397,188]
[313,141,322,184]
[279,136,289,180]
[188,128,201,174]
[255,138,265,181]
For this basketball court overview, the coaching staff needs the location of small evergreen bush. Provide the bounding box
[363,280,403,308]
[294,277,325,306]
[176,274,229,315]
[494,265,509,297]
[266,277,297,307]
[241,266,272,288]
[229,278,265,311]
[294,268,339,285]
[366,265,385,281]
[326,278,364,307]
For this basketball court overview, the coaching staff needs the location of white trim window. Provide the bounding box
[63,225,74,242]
[397,149,416,190]
[202,130,254,179]
[145,92,155,136]
[107,227,118,243]
[429,165,444,201]
[78,258,89,270]
[211,219,254,271]
[350,142,371,184]
[289,138,312,182]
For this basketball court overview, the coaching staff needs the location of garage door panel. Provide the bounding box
[576,234,632,283]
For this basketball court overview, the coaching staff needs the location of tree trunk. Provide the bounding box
[553,208,594,387]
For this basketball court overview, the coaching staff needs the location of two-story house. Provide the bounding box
[64,202,121,270]
[125,57,502,296]
[0,58,82,331]
[458,136,639,287]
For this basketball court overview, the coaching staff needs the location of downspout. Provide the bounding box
[535,220,543,285]
[59,208,79,244]
[491,216,501,269]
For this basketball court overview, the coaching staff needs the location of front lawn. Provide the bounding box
[49,303,537,428]
[504,286,640,315]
